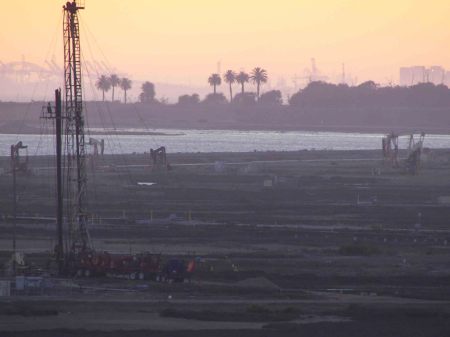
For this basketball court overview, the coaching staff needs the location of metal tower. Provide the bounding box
[63,0,90,251]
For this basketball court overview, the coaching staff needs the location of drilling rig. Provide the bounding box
[43,1,193,280]
[63,0,91,254]
[43,1,91,274]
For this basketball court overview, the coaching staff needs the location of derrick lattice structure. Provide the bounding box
[63,1,90,251]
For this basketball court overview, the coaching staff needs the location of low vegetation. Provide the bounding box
[160,305,299,322]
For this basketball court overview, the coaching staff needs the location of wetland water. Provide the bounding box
[0,129,449,156]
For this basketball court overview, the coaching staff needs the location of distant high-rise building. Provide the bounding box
[428,66,446,85]
[400,65,447,86]
[400,66,426,86]
[446,72,450,87]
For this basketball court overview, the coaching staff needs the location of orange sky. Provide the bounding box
[1,0,450,86]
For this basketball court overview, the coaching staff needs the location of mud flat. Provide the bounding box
[0,149,449,336]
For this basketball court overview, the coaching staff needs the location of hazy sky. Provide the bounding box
[1,0,450,86]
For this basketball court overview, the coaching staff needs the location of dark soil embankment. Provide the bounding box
[1,101,450,134]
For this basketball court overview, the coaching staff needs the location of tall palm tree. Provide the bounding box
[96,75,111,101]
[119,77,132,104]
[236,71,249,94]
[208,73,221,94]
[109,74,121,101]
[223,70,236,102]
[250,67,268,100]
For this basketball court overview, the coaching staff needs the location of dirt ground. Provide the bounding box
[0,149,450,336]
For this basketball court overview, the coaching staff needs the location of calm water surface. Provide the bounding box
[1,129,449,156]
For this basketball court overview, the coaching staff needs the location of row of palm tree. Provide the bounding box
[96,74,132,103]
[209,67,268,101]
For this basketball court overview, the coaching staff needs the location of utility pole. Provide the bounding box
[43,89,65,275]
[10,141,27,276]
[55,89,64,274]
[12,153,16,276]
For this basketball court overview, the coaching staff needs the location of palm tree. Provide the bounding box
[250,67,268,100]
[223,70,236,102]
[96,75,111,101]
[119,77,132,104]
[109,74,121,101]
[236,71,249,94]
[208,73,221,94]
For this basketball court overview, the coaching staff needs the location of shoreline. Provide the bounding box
[1,101,450,135]
[1,124,449,136]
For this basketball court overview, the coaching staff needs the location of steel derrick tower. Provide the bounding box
[63,0,90,251]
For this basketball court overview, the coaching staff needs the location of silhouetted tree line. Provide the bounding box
[176,90,282,107]
[177,94,200,106]
[289,81,450,108]
[206,67,269,102]
[97,72,450,112]
[96,74,132,103]
[176,67,279,107]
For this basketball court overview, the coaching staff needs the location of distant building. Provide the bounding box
[400,65,447,86]
[428,66,446,85]
[399,66,426,86]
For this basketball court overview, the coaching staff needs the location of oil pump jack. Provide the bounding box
[88,137,105,157]
[382,132,399,167]
[406,132,425,175]
[381,132,425,175]
[44,1,91,275]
